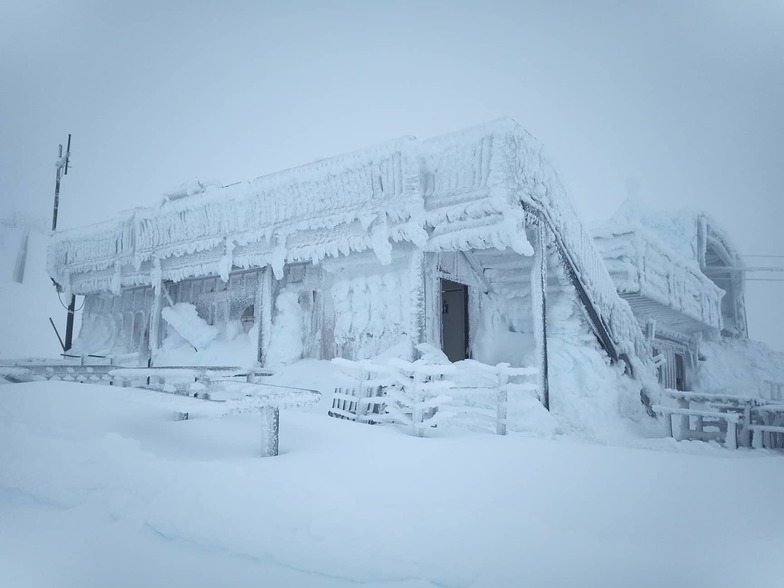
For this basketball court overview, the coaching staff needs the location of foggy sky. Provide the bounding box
[1,0,783,350]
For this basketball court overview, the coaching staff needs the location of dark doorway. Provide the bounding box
[441,279,468,362]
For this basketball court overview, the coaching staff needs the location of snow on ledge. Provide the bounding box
[48,119,562,292]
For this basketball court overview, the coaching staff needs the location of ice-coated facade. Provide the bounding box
[593,200,748,391]
[50,119,683,402]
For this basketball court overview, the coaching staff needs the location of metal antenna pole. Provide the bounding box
[51,144,63,231]
[50,134,77,352]
[51,133,71,232]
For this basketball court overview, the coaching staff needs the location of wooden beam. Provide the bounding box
[460,250,493,293]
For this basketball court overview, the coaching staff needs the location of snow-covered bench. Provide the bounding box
[653,404,742,449]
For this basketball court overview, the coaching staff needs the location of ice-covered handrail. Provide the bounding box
[470,121,657,382]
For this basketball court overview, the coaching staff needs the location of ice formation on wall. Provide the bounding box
[161,303,219,350]
[266,289,305,366]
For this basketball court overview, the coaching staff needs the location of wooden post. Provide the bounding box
[742,404,752,447]
[677,397,690,440]
[664,413,673,438]
[260,406,280,457]
[726,419,738,450]
[531,220,550,410]
[411,372,425,438]
[496,364,509,436]
[257,267,273,366]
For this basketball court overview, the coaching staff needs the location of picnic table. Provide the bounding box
[655,390,784,449]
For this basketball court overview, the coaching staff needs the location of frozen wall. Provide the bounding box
[322,253,411,361]
[75,287,153,358]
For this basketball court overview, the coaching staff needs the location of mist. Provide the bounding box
[2,0,782,349]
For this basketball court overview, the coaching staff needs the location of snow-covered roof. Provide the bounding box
[592,199,744,334]
[605,198,743,268]
[48,119,557,292]
[593,224,724,332]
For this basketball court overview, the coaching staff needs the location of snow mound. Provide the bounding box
[694,337,784,398]
[161,303,219,350]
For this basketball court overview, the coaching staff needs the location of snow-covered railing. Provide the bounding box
[531,199,651,370]
[384,358,455,437]
[1,363,316,457]
[329,358,392,424]
[331,357,539,437]
[330,357,453,436]
[0,364,273,393]
[49,138,424,288]
[443,362,538,436]
[762,380,784,402]
[593,226,724,330]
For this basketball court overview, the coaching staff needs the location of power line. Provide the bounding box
[709,266,784,272]
[742,255,784,259]
[744,278,784,282]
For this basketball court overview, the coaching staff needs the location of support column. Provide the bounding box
[531,219,550,410]
[148,260,163,366]
[257,266,273,366]
[408,250,427,350]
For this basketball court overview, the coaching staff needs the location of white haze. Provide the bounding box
[1,0,782,349]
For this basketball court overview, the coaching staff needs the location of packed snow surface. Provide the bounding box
[2,379,783,588]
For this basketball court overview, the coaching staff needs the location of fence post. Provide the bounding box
[412,371,425,438]
[260,406,280,457]
[496,364,509,436]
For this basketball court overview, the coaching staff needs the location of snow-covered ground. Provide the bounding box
[1,379,783,588]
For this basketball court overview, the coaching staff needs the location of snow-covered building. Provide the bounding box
[52,119,712,411]
[593,201,748,391]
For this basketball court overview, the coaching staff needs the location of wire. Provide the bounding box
[57,291,86,312]
[742,255,784,259]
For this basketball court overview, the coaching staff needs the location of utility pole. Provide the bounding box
[51,134,71,232]
[51,134,76,351]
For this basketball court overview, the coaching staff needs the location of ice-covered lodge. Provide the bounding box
[49,119,746,400]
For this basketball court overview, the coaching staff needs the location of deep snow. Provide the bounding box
[1,380,783,588]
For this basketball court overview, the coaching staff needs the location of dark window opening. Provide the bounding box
[675,353,686,391]
[240,304,255,332]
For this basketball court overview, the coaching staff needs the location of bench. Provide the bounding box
[653,404,741,449]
